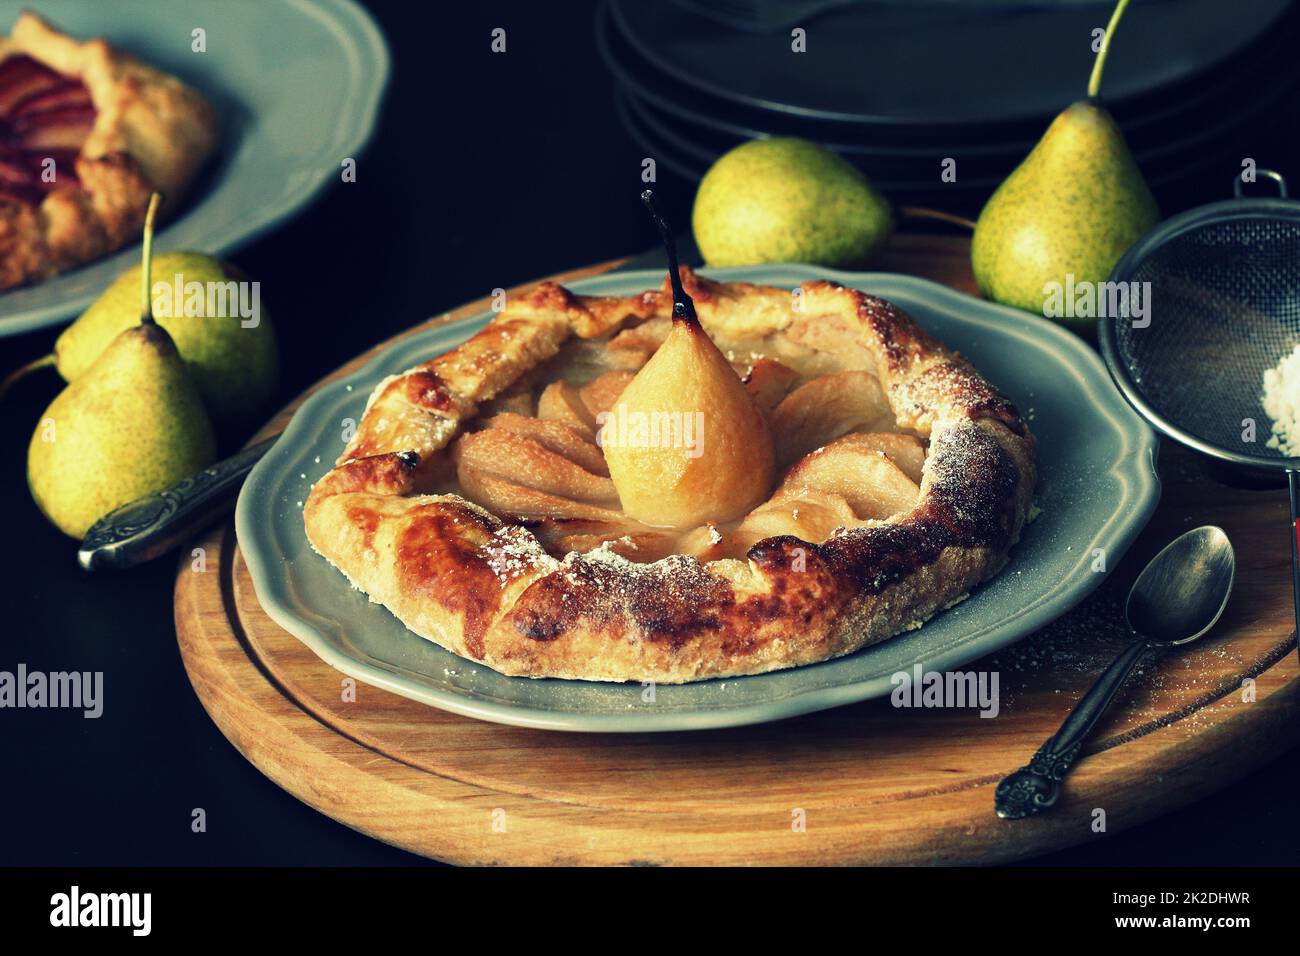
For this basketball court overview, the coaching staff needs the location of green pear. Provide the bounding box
[971,0,1159,327]
[692,137,893,267]
[28,320,217,538]
[54,251,278,431]
[971,103,1158,323]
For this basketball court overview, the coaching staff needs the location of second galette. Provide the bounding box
[0,12,217,290]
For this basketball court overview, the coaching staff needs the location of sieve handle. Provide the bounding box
[1234,169,1288,199]
[1288,471,1300,667]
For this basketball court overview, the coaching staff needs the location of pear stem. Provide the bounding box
[900,206,977,232]
[0,353,56,400]
[640,188,700,326]
[139,192,163,325]
[1087,0,1131,99]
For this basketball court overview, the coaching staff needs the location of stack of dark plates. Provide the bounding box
[598,0,1300,213]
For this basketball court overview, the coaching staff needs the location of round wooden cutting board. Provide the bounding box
[175,236,1300,865]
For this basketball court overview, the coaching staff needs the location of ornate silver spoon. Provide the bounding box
[995,525,1235,820]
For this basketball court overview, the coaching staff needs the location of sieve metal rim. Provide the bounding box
[1098,190,1300,472]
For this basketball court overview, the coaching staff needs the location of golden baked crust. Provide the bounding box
[304,269,1036,683]
[0,12,217,290]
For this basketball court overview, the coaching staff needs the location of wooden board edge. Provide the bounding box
[175,518,1300,865]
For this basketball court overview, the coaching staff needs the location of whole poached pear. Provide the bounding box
[604,312,774,529]
[28,319,217,538]
[970,0,1159,327]
[613,192,775,528]
[55,251,278,431]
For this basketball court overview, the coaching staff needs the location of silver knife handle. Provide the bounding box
[77,437,278,571]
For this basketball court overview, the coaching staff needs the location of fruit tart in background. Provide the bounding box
[0,11,217,291]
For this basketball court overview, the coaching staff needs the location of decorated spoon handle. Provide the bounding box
[994,637,1153,820]
[76,437,277,572]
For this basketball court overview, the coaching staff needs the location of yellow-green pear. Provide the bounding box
[54,251,278,431]
[27,193,218,539]
[971,0,1159,327]
[28,320,217,538]
[692,137,893,268]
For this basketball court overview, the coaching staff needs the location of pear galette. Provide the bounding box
[304,268,1036,683]
[0,12,217,290]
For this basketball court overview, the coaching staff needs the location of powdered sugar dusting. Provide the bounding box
[484,524,554,587]
[1262,344,1300,455]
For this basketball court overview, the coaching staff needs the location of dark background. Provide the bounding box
[2,0,1298,865]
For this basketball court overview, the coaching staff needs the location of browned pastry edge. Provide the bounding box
[0,12,218,290]
[304,268,1037,683]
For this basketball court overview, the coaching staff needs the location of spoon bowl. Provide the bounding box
[1125,525,1236,646]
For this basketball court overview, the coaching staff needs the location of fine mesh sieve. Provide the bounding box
[1098,169,1300,655]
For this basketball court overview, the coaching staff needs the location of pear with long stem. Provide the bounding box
[2,201,278,433]
[27,193,217,539]
[971,0,1159,327]
[602,191,774,529]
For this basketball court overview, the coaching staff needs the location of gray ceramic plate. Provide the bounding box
[0,0,389,336]
[237,266,1160,732]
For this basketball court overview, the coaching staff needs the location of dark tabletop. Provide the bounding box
[1,0,1298,866]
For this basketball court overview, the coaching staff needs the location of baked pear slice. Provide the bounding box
[771,369,895,467]
[776,432,923,520]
